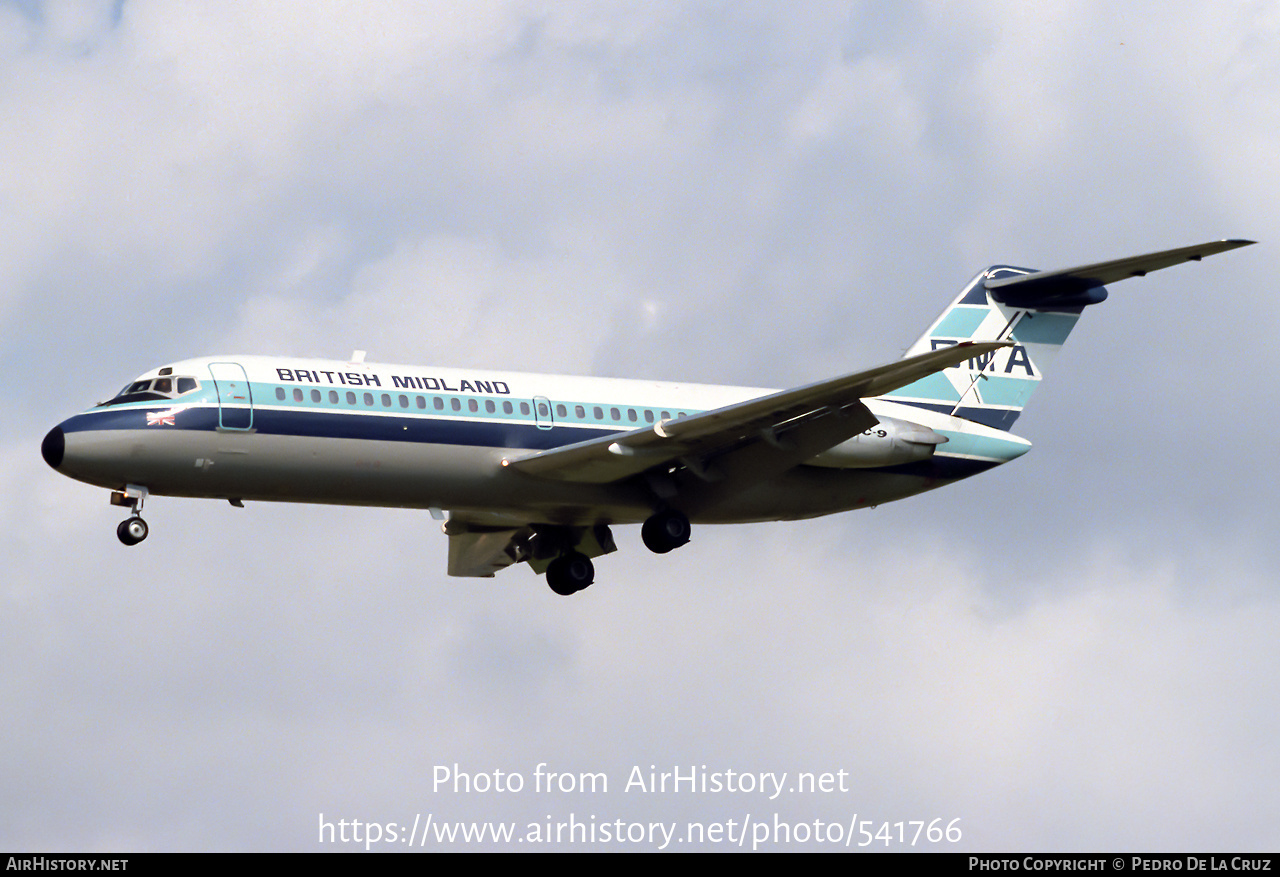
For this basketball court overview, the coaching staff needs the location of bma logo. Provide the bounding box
[931,339,1035,377]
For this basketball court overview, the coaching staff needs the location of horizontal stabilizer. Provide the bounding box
[985,239,1254,308]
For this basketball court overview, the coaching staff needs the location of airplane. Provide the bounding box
[41,239,1251,595]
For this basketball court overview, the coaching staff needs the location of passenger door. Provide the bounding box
[208,362,254,430]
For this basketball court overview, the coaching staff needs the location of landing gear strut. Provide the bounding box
[641,509,690,554]
[111,485,150,546]
[545,551,595,596]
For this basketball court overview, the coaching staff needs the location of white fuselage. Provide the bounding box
[45,355,1031,527]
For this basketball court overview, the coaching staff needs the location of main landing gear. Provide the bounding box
[641,509,690,554]
[111,485,150,546]
[541,511,690,596]
[531,525,608,597]
[545,552,595,596]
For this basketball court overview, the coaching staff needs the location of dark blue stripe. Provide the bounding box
[59,405,619,451]
[61,408,183,434]
[881,399,1022,430]
[880,456,1000,480]
[253,408,613,450]
[62,404,1001,481]
[954,405,1021,430]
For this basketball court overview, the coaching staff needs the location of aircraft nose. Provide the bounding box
[41,425,65,469]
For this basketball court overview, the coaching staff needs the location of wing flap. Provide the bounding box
[444,520,528,578]
[505,340,1009,484]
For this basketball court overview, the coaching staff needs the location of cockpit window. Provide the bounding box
[97,375,202,407]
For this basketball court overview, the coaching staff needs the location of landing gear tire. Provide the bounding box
[641,510,690,554]
[117,517,149,546]
[546,552,594,596]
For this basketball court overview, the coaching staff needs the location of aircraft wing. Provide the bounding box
[504,340,1009,484]
[985,239,1254,306]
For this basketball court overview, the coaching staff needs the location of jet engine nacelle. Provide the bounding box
[804,416,946,469]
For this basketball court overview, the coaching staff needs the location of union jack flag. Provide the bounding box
[146,408,178,426]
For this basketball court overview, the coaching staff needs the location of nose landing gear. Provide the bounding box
[116,516,149,546]
[111,485,150,546]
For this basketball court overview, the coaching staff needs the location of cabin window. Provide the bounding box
[293,388,304,402]
[416,396,425,409]
[593,406,603,420]
[644,410,654,423]
[329,390,339,403]
[661,411,671,420]
[520,402,530,416]
[627,409,637,422]
[346,391,357,404]
[503,401,513,414]
[275,387,286,401]
[610,407,620,421]
[451,398,461,411]
[434,397,444,410]
[399,394,409,408]
[485,400,496,413]
[311,389,322,403]
[575,405,585,419]
[363,392,374,406]
[466,399,477,412]
[555,404,566,418]
[381,394,391,407]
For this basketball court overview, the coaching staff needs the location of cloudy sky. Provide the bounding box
[5,0,1278,852]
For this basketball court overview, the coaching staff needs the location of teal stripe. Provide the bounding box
[1012,312,1078,346]
[251,381,697,429]
[974,374,1038,407]
[884,372,960,403]
[937,431,1030,462]
[933,306,990,338]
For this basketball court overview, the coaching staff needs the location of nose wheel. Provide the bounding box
[117,516,149,546]
[111,484,151,546]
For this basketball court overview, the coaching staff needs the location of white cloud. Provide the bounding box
[9,0,1280,851]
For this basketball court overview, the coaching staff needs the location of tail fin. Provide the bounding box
[881,240,1253,430]
[881,264,1082,430]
